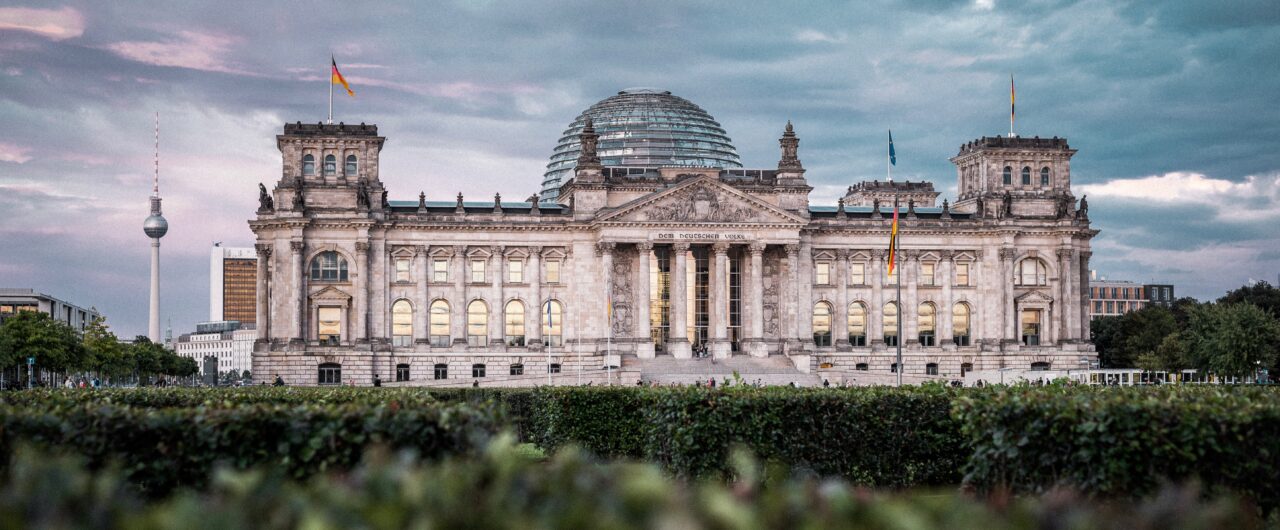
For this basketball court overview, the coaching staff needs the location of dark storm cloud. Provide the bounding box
[1,0,1278,335]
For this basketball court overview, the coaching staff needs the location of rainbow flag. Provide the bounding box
[888,199,899,275]
[332,57,354,97]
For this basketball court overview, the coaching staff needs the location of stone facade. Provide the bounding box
[250,120,1097,386]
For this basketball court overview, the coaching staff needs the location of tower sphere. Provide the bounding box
[540,88,741,197]
[144,213,168,239]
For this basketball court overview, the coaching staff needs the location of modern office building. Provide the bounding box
[173,321,256,379]
[1144,284,1175,307]
[1089,275,1148,317]
[210,244,258,324]
[250,88,1098,386]
[0,288,101,331]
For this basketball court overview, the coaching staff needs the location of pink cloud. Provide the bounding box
[0,6,84,41]
[0,142,33,163]
[103,31,259,76]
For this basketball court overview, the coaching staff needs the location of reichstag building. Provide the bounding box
[250,88,1098,386]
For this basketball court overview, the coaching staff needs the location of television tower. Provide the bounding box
[143,112,168,342]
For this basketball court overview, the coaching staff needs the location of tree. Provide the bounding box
[129,336,166,383]
[0,311,86,375]
[1218,281,1280,318]
[1135,332,1190,373]
[1091,316,1127,367]
[1184,303,1280,378]
[241,370,251,381]
[1119,306,1178,365]
[83,316,129,378]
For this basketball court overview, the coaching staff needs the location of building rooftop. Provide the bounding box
[281,122,379,136]
[957,136,1070,155]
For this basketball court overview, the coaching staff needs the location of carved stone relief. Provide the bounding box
[645,184,758,223]
[611,248,635,335]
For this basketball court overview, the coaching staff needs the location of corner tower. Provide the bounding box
[950,136,1077,218]
[273,122,386,215]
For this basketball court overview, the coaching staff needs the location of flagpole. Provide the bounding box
[328,69,333,124]
[546,296,553,386]
[895,191,903,388]
[1009,74,1014,138]
[607,298,613,386]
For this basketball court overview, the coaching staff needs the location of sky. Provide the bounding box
[1,0,1278,338]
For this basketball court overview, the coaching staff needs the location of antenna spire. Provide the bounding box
[153,111,160,197]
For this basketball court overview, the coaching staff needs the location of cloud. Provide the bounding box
[794,29,847,44]
[1078,171,1280,222]
[0,6,84,41]
[0,142,33,163]
[102,30,256,75]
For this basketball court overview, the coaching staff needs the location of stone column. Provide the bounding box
[709,242,731,358]
[451,246,466,347]
[597,242,615,359]
[835,249,850,349]
[870,249,885,346]
[528,246,542,348]
[290,240,305,343]
[746,243,767,357]
[783,244,801,351]
[354,241,369,343]
[1000,247,1017,347]
[254,243,272,341]
[797,242,813,349]
[939,251,954,346]
[974,250,985,345]
[371,238,386,343]
[490,246,504,348]
[668,243,691,358]
[1079,251,1092,346]
[904,251,919,346]
[415,245,428,346]
[635,242,655,358]
[1057,247,1072,344]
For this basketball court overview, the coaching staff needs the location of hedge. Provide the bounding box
[0,440,1260,529]
[0,400,502,496]
[954,385,1280,513]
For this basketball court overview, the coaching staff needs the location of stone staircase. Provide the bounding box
[627,354,822,387]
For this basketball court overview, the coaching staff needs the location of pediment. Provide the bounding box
[1015,290,1054,304]
[310,286,352,302]
[598,176,806,225]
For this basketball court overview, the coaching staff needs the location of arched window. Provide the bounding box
[429,300,450,347]
[926,363,939,375]
[433,363,448,380]
[323,154,336,176]
[1021,166,1031,185]
[1040,166,1050,186]
[953,302,972,346]
[918,302,936,346]
[812,301,832,347]
[345,154,357,176]
[1002,166,1012,185]
[391,300,413,347]
[542,300,563,347]
[504,300,525,347]
[1016,258,1048,286]
[302,154,315,176]
[848,302,867,347]
[318,362,341,385]
[467,300,488,347]
[310,251,348,281]
[883,301,899,346]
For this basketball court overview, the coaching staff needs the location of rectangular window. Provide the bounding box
[317,307,341,343]
[395,258,411,282]
[920,262,936,286]
[395,364,410,382]
[956,263,970,286]
[1094,301,1102,313]
[472,364,486,378]
[815,262,830,285]
[509,364,524,376]
[433,259,448,282]
[471,259,486,283]
[1106,301,1114,313]
[318,365,341,385]
[1021,309,1041,346]
[849,262,865,285]
[545,261,560,283]
[433,364,447,380]
[508,260,524,283]
[549,363,561,374]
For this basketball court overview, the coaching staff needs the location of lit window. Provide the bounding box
[433,259,448,282]
[1021,166,1031,185]
[310,251,349,281]
[505,300,525,346]
[920,262,936,286]
[508,260,524,283]
[317,362,341,385]
[953,303,971,346]
[955,263,970,286]
[815,262,830,285]
[467,300,488,347]
[812,302,832,347]
[850,262,865,285]
[545,261,561,283]
[395,258,411,282]
[471,259,486,283]
[542,300,563,347]
[848,302,867,347]
[1021,309,1041,346]
[1003,166,1012,185]
[392,300,413,347]
[429,300,450,347]
[918,303,936,346]
[345,155,357,176]
[883,302,899,346]
[302,154,315,176]
[317,307,341,343]
[1040,167,1050,186]
[323,154,336,176]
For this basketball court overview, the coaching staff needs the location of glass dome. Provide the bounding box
[540,88,742,198]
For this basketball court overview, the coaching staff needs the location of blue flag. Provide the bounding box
[888,130,896,166]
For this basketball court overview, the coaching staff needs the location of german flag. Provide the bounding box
[888,198,899,275]
[332,57,354,97]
